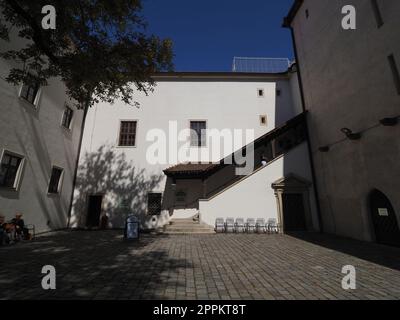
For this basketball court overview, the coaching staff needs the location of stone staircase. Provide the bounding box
[163,218,215,235]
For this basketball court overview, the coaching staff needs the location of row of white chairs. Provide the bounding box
[215,218,280,233]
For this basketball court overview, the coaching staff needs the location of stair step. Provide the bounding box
[167,224,209,228]
[164,219,215,235]
[164,228,214,231]
[165,224,214,230]
[163,230,215,235]
[169,220,199,224]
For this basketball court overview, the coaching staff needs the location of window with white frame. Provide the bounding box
[20,80,40,105]
[48,167,64,194]
[190,121,207,147]
[0,151,24,189]
[61,105,74,129]
[118,121,137,147]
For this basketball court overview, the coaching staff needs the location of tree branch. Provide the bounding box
[5,0,59,65]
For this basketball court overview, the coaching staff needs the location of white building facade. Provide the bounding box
[71,70,320,232]
[0,39,84,233]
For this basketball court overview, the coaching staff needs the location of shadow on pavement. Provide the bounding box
[0,230,191,300]
[287,231,400,272]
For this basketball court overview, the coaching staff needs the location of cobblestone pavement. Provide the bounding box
[1,230,400,300]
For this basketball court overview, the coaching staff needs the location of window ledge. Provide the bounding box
[0,186,18,192]
[61,125,72,132]
[47,192,61,197]
[19,96,38,108]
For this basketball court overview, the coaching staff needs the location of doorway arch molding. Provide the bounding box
[271,173,313,233]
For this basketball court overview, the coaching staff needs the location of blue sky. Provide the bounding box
[142,0,295,72]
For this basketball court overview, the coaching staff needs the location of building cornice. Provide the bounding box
[152,71,290,82]
[283,0,304,28]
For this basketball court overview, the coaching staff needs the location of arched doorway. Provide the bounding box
[369,189,400,247]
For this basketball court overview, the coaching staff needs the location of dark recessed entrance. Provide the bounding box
[86,195,103,228]
[282,193,307,232]
[272,174,313,233]
[369,189,400,247]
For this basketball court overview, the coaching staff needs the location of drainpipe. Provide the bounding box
[67,96,91,228]
[288,26,324,233]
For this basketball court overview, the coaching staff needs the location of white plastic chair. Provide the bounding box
[235,218,246,233]
[225,218,235,233]
[267,218,279,233]
[256,218,266,233]
[246,218,256,233]
[215,218,225,233]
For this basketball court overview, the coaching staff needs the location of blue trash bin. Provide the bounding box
[124,215,140,240]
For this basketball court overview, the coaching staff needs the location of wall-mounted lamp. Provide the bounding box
[318,146,330,153]
[380,117,399,126]
[341,128,362,140]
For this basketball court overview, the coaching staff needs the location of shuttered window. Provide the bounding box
[20,81,40,105]
[62,106,74,129]
[190,121,207,147]
[0,152,23,189]
[48,167,64,194]
[118,121,137,146]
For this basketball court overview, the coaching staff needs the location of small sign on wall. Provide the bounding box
[118,199,130,209]
[378,208,389,217]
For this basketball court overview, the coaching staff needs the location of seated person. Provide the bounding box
[11,213,30,240]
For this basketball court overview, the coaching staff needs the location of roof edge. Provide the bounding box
[283,0,304,28]
[151,71,290,81]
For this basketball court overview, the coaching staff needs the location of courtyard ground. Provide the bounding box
[1,230,400,300]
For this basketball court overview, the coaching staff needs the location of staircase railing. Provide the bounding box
[204,113,307,199]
